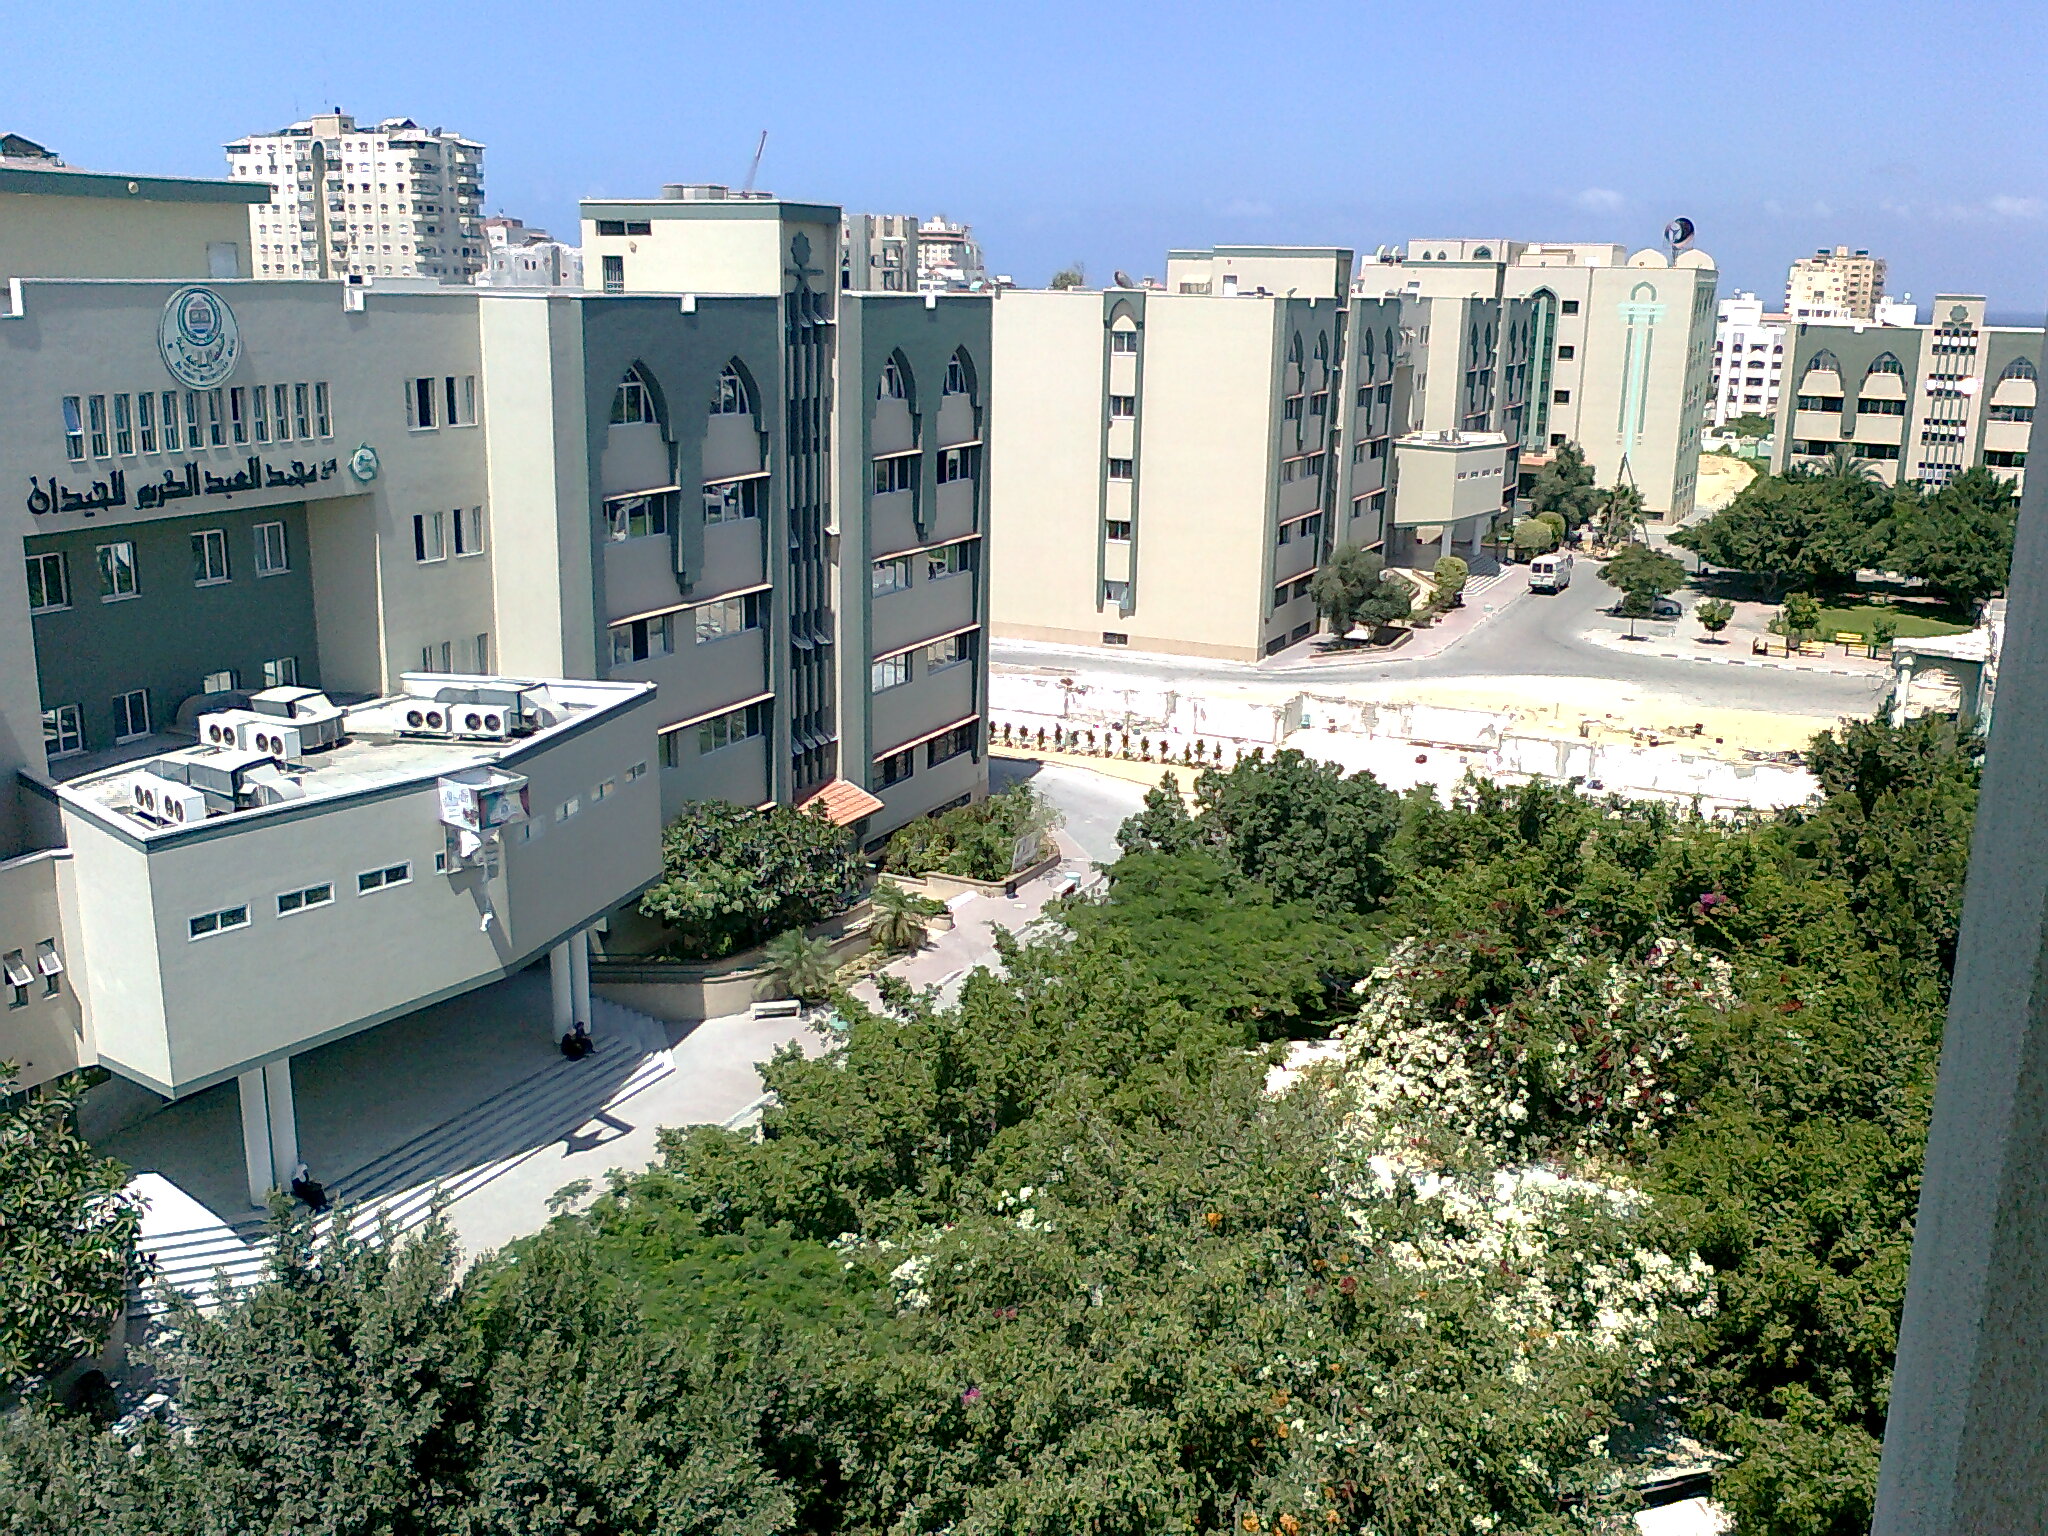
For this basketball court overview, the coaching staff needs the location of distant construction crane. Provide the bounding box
[741,131,767,194]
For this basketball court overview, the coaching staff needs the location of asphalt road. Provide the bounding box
[990,757,1148,868]
[993,562,1891,721]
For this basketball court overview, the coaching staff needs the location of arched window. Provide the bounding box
[945,349,973,396]
[611,366,657,425]
[878,355,908,401]
[1803,348,1843,381]
[1473,245,1492,260]
[1864,353,1905,380]
[710,363,750,416]
[1360,328,1375,376]
[1314,333,1329,366]
[2001,356,2038,383]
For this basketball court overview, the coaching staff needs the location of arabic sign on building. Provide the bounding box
[157,287,241,389]
[25,456,340,517]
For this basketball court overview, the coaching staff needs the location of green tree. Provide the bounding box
[639,802,865,961]
[761,929,836,1002]
[1430,554,1469,608]
[1191,749,1401,914]
[1512,516,1560,558]
[867,880,942,954]
[1778,590,1823,646]
[1888,465,2017,609]
[0,1070,144,1393]
[1354,566,1415,631]
[1672,470,1887,596]
[1601,542,1686,637]
[1115,773,1199,858]
[1527,439,1602,528]
[1047,264,1086,290]
[1597,481,1647,547]
[884,786,1060,881]
[1694,596,1735,641]
[1724,412,1774,439]
[1308,542,1390,641]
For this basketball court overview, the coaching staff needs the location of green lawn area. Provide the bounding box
[1816,599,1971,640]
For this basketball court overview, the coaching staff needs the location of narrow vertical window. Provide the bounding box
[184,392,202,448]
[229,388,248,444]
[314,382,331,436]
[294,384,310,440]
[252,385,270,443]
[87,395,108,457]
[61,397,84,461]
[160,392,181,451]
[137,390,158,452]
[113,394,134,454]
[274,383,293,440]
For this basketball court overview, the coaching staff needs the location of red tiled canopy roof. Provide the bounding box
[796,778,886,827]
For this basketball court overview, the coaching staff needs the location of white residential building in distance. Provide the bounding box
[919,215,987,290]
[1711,292,1787,424]
[477,217,581,288]
[224,110,485,282]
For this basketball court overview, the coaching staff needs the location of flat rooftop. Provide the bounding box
[50,675,652,842]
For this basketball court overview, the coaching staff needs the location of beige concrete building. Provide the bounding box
[1386,239,1720,520]
[842,213,918,293]
[224,111,485,282]
[988,247,1531,662]
[1772,295,2039,495]
[1,137,259,303]
[1787,244,1886,321]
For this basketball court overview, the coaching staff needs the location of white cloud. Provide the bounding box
[1216,197,1274,220]
[1989,195,2044,219]
[1572,187,1626,213]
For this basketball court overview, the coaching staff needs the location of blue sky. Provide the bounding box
[10,0,2046,318]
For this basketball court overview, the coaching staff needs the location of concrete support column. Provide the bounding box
[569,927,592,1033]
[549,939,574,1041]
[237,1068,273,1209]
[263,1058,298,1189]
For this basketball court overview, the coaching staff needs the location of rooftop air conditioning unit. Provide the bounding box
[235,720,304,762]
[450,706,512,740]
[131,772,208,826]
[196,709,257,749]
[249,687,347,750]
[398,703,455,736]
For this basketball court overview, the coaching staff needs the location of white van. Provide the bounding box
[1528,552,1573,593]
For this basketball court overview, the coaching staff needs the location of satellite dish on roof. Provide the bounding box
[1113,270,1136,289]
[1664,217,1695,248]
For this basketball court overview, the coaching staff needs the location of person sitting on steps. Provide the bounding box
[560,1023,594,1060]
[289,1161,329,1212]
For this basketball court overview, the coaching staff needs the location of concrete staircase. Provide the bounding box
[132,1004,676,1318]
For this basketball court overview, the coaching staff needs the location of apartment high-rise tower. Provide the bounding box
[224,111,485,282]
[1786,245,1887,322]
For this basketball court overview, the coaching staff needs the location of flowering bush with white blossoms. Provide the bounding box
[1342,927,1733,1163]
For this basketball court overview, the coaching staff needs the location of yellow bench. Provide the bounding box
[1833,631,1865,644]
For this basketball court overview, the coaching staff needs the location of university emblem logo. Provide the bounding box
[158,287,240,388]
[348,444,381,483]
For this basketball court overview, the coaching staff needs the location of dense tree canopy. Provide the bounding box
[1673,462,2016,607]
[1527,441,1601,529]
[639,801,866,960]
[2,726,1978,1536]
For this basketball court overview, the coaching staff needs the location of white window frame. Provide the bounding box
[273,383,294,441]
[356,862,412,894]
[871,557,912,596]
[413,510,447,563]
[276,882,335,916]
[187,904,251,941]
[26,552,68,613]
[262,656,299,688]
[42,705,83,758]
[192,528,231,586]
[871,653,909,692]
[255,521,289,576]
[112,689,150,743]
[453,505,485,556]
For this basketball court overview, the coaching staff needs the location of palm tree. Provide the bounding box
[1822,443,1882,484]
[869,880,940,953]
[761,928,836,1003]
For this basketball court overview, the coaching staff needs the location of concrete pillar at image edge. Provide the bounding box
[236,1057,299,1209]
[1874,346,2048,1531]
[549,938,573,1041]
[569,927,592,1031]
